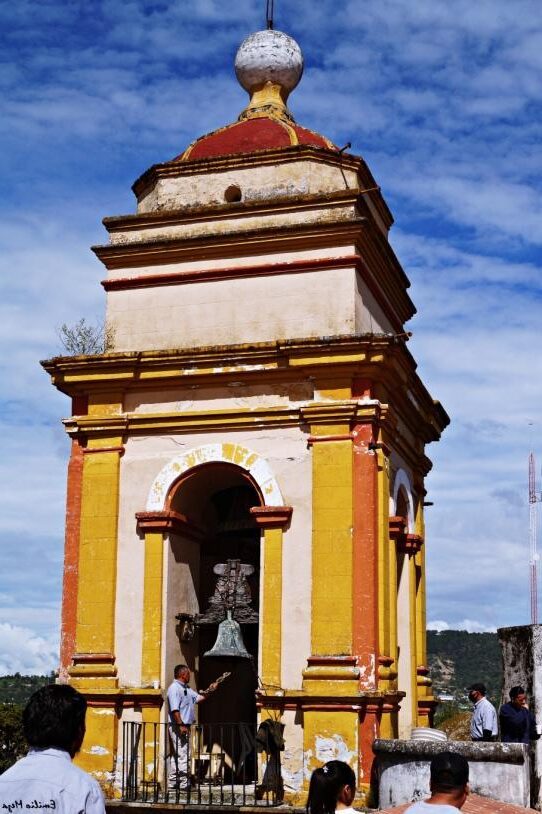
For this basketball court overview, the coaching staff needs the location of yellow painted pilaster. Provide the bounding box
[415,501,427,667]
[409,552,418,724]
[74,443,122,660]
[261,527,282,689]
[414,501,433,722]
[69,394,124,779]
[310,427,353,655]
[141,532,164,686]
[142,706,162,784]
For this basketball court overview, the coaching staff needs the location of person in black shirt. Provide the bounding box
[500,685,540,744]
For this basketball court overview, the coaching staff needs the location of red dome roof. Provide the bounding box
[178,116,336,162]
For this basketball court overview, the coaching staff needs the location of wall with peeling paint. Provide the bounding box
[136,160,360,214]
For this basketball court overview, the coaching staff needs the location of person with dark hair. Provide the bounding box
[167,664,216,790]
[0,684,105,813]
[467,683,497,741]
[405,751,469,812]
[500,686,540,743]
[306,760,357,814]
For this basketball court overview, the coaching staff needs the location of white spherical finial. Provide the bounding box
[235,29,304,99]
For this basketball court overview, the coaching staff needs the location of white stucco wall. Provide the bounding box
[107,266,358,352]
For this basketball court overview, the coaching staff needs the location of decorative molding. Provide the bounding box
[69,652,117,679]
[102,254,360,291]
[307,656,358,667]
[92,219,366,270]
[389,516,424,555]
[250,505,292,529]
[403,533,424,555]
[135,510,205,542]
[82,445,125,456]
[389,515,408,541]
[257,690,403,713]
[307,433,353,444]
[72,652,115,664]
[103,189,362,234]
[43,334,449,451]
[146,443,283,511]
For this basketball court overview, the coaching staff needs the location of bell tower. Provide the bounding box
[44,22,448,805]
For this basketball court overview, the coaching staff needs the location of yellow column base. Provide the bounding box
[302,708,358,786]
[75,704,118,797]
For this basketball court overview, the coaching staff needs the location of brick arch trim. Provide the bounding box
[146,442,284,511]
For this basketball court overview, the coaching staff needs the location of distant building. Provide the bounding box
[43,23,448,805]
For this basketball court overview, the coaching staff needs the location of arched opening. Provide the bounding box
[395,485,414,739]
[162,462,262,776]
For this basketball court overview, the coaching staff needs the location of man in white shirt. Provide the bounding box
[167,664,215,790]
[468,682,498,741]
[0,684,105,814]
[405,752,469,812]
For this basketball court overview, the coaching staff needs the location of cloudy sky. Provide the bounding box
[1,0,541,673]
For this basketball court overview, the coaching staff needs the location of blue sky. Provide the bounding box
[1,0,541,673]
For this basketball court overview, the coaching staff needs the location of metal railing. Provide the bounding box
[121,721,280,806]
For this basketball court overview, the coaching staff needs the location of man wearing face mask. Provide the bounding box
[467,683,498,742]
[500,686,540,743]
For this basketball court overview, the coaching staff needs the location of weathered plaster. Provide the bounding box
[136,161,359,213]
[373,739,531,809]
[106,267,359,353]
[109,201,357,245]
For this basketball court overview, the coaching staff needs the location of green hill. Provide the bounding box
[427,630,501,706]
[0,673,54,704]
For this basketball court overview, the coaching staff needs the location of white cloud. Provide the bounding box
[0,0,540,655]
[0,623,58,676]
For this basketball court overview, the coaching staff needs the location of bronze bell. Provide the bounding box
[204,610,251,659]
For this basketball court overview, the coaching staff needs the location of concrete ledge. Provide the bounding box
[373,739,530,809]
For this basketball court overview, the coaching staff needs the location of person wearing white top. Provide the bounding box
[0,684,105,814]
[405,751,469,812]
[306,759,358,814]
[166,664,216,790]
[467,682,498,741]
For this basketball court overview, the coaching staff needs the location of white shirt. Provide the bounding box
[167,680,203,725]
[0,747,105,814]
[470,695,498,739]
[406,802,459,813]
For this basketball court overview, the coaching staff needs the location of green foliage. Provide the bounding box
[57,318,114,355]
[428,630,502,706]
[0,704,26,773]
[0,673,53,705]
[436,708,471,741]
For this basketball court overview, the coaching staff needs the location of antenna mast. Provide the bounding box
[266,0,274,29]
[529,452,539,624]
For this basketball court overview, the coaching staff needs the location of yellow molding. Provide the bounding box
[41,334,449,435]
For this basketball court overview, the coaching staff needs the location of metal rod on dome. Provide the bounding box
[266,0,274,29]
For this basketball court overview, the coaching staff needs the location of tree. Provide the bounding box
[0,704,26,773]
[57,318,114,356]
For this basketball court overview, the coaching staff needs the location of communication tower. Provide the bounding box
[529,452,540,624]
